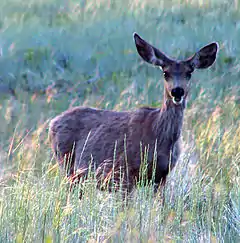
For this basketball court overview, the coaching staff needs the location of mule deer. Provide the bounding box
[49,33,218,192]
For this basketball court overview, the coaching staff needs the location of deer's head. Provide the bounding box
[133,33,218,106]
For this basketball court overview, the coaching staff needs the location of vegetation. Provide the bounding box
[0,0,239,242]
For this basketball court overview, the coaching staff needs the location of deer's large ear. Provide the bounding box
[133,32,171,68]
[188,42,219,69]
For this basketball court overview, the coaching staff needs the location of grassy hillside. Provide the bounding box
[0,0,239,242]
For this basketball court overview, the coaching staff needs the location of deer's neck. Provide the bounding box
[154,96,185,149]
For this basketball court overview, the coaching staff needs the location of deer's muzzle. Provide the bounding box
[171,87,185,105]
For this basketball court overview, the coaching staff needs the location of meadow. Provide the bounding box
[0,0,239,242]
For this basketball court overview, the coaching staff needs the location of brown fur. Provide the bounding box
[49,101,182,190]
[49,33,218,192]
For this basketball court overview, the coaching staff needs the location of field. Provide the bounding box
[0,0,239,242]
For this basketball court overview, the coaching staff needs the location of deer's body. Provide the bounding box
[50,100,182,187]
[49,33,218,191]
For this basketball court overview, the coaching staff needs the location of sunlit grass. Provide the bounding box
[0,133,239,242]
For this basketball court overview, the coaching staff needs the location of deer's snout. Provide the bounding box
[171,87,184,99]
[171,87,185,104]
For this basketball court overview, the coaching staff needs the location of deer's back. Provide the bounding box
[49,106,160,171]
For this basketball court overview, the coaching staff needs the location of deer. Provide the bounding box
[49,33,218,194]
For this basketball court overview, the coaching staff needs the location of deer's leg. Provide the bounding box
[153,154,170,184]
[68,145,94,199]
[96,157,135,195]
[153,177,167,206]
[50,140,75,178]
[152,154,171,206]
[49,122,76,177]
[171,140,181,169]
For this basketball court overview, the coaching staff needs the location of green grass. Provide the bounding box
[0,0,240,242]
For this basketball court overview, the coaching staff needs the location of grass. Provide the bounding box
[0,0,239,242]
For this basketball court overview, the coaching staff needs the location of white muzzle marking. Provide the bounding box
[172,97,184,105]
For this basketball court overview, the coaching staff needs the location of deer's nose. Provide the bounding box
[171,87,185,99]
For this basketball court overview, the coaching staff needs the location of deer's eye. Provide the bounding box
[163,71,171,80]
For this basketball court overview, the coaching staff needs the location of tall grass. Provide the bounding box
[0,0,239,242]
